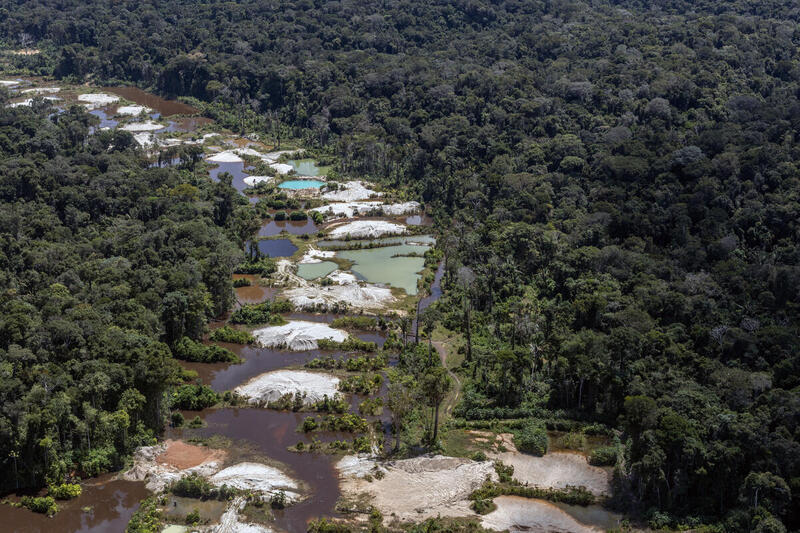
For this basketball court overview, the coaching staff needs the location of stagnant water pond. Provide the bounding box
[285,159,330,176]
[337,244,429,295]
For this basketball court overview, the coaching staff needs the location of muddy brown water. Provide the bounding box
[185,314,388,392]
[0,475,149,533]
[168,408,347,532]
[259,218,318,237]
[104,87,199,116]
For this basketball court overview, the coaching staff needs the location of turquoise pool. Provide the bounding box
[278,179,326,190]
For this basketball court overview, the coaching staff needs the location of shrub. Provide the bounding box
[230,302,290,325]
[209,326,254,344]
[471,451,488,462]
[185,508,201,525]
[311,211,324,224]
[302,416,318,432]
[21,496,58,515]
[289,210,307,220]
[330,316,378,330]
[470,498,496,514]
[172,473,215,499]
[270,490,287,509]
[589,445,618,466]
[308,518,352,533]
[233,278,251,287]
[126,496,162,533]
[174,337,240,363]
[558,432,587,451]
[236,257,276,275]
[274,211,288,221]
[188,415,206,428]
[49,483,82,500]
[170,384,219,410]
[317,337,376,352]
[494,461,514,483]
[515,420,549,456]
[171,411,185,427]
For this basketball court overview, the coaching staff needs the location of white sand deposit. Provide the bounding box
[207,151,244,163]
[338,454,497,522]
[78,93,120,106]
[272,262,394,312]
[327,220,407,239]
[298,247,336,264]
[311,201,421,220]
[234,147,265,158]
[121,121,164,132]
[243,176,274,187]
[234,370,340,406]
[21,87,60,94]
[322,181,382,202]
[133,132,156,147]
[252,320,348,350]
[270,162,294,174]
[7,96,60,108]
[0,80,19,87]
[210,462,300,500]
[283,281,394,312]
[481,496,602,533]
[489,435,611,497]
[116,105,151,116]
[326,270,359,285]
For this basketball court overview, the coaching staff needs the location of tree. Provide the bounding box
[387,376,414,452]
[419,366,451,444]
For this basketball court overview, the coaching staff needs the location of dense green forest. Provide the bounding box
[0,102,247,486]
[2,0,800,531]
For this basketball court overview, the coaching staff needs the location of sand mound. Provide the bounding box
[234,370,340,406]
[338,454,496,522]
[116,105,151,116]
[78,93,120,106]
[8,96,60,108]
[21,87,60,94]
[481,496,601,533]
[283,282,394,312]
[133,132,156,147]
[210,462,299,499]
[322,181,382,202]
[0,80,19,87]
[270,163,293,174]
[311,201,420,220]
[208,151,244,163]
[243,176,274,187]
[121,121,164,132]
[327,220,407,239]
[252,320,348,350]
[490,438,611,497]
[326,271,358,285]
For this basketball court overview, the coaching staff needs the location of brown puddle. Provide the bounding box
[104,86,199,116]
[0,475,149,533]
